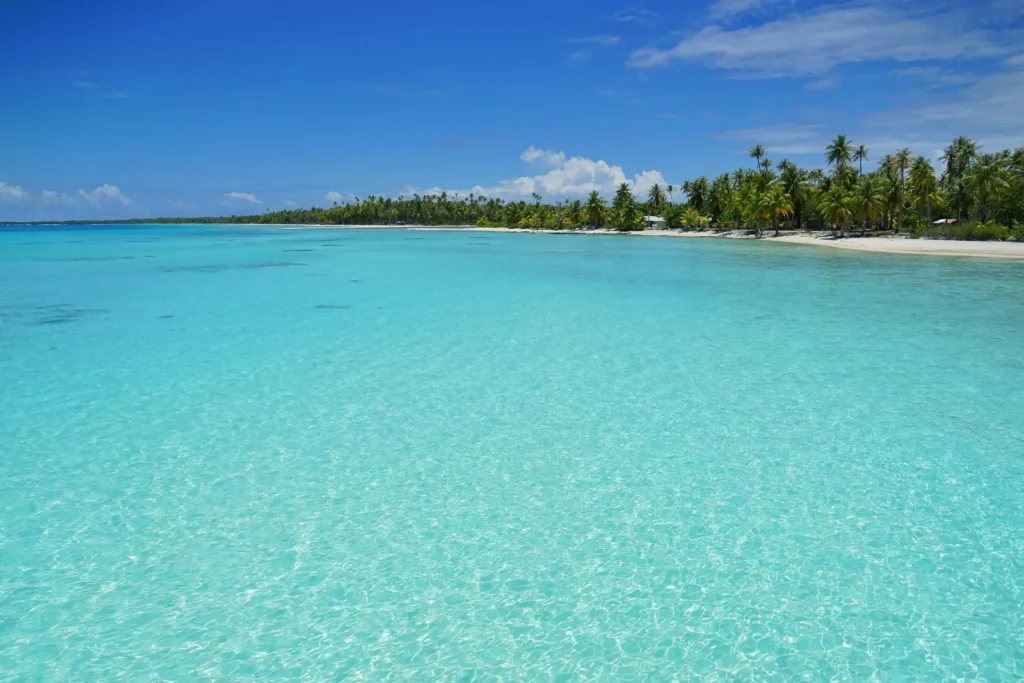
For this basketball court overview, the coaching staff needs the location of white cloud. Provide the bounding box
[0,182,29,201]
[324,191,346,203]
[72,81,98,89]
[520,146,567,166]
[283,200,297,207]
[41,190,76,205]
[104,92,132,99]
[628,5,1003,74]
[709,0,792,20]
[569,35,621,46]
[78,184,132,206]
[416,148,670,200]
[225,191,261,204]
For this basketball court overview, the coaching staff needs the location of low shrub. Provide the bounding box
[912,220,1010,241]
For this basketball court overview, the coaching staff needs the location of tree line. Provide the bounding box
[13,136,1022,240]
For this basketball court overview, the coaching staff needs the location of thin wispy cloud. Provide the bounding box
[717,123,828,155]
[628,4,1005,75]
[806,75,841,90]
[867,56,1024,147]
[72,81,99,89]
[709,0,793,20]
[225,192,261,204]
[569,35,621,46]
[610,7,658,23]
[104,92,132,99]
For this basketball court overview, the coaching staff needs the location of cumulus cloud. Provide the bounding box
[0,182,29,201]
[520,146,567,166]
[415,148,670,200]
[78,184,132,206]
[225,192,261,204]
[324,191,346,203]
[42,190,77,205]
[628,5,1003,75]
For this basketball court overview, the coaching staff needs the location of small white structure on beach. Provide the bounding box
[645,216,666,229]
[933,218,958,225]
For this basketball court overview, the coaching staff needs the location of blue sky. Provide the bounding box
[1,0,1022,220]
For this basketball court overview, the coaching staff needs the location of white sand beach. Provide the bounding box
[765,234,1024,259]
[407,226,1024,260]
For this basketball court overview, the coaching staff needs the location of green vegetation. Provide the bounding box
[9,136,1023,240]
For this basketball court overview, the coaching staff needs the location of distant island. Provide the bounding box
[6,135,1022,242]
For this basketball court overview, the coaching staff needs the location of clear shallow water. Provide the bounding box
[1,225,1023,680]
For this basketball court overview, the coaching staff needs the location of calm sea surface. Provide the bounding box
[1,225,1022,680]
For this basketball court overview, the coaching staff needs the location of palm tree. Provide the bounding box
[686,177,710,215]
[818,186,854,236]
[965,153,1010,222]
[941,136,978,181]
[853,144,869,175]
[826,134,854,170]
[761,182,794,236]
[666,184,675,204]
[648,184,666,215]
[567,199,584,228]
[585,191,606,229]
[615,202,643,231]
[852,175,885,235]
[731,168,746,189]
[613,183,634,212]
[894,148,912,233]
[881,175,901,233]
[709,173,734,226]
[779,165,810,231]
[678,206,700,230]
[749,145,766,172]
[909,157,940,225]
[736,181,766,236]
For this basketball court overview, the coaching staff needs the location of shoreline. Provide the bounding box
[345,225,1024,261]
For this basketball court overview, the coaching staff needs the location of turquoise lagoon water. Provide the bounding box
[1,225,1023,681]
